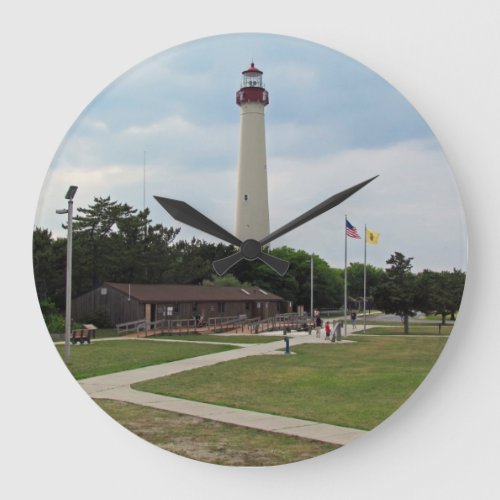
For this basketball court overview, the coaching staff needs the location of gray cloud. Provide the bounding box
[35,33,467,273]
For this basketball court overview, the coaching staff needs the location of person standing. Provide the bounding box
[315,313,322,338]
[351,310,357,330]
[325,321,331,340]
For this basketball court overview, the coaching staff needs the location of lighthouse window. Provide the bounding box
[242,74,262,88]
[244,194,248,201]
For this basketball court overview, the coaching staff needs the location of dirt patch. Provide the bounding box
[95,399,338,466]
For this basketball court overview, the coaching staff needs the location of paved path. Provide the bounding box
[80,330,369,446]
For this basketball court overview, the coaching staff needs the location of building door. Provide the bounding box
[145,303,156,323]
[252,302,263,319]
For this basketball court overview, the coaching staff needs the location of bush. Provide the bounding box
[45,314,65,334]
[39,299,65,333]
[81,308,112,328]
[40,299,59,318]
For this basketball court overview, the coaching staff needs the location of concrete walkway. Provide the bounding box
[80,330,368,446]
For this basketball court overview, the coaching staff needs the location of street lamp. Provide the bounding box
[56,185,78,363]
[306,254,314,329]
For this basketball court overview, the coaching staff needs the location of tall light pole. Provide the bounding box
[309,254,314,324]
[56,185,78,363]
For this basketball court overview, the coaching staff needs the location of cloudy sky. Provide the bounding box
[35,33,467,272]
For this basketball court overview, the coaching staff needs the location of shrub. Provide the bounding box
[81,308,112,328]
[39,299,65,333]
[45,313,65,334]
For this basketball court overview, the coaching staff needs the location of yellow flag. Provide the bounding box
[366,228,380,245]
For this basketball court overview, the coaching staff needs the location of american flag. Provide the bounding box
[346,219,361,239]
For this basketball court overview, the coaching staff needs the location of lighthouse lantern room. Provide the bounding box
[236,62,269,106]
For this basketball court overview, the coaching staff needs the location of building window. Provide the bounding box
[192,302,198,313]
[217,302,225,314]
[166,304,179,316]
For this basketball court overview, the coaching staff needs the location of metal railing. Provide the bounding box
[116,318,147,335]
[207,315,258,333]
[116,312,312,337]
[116,317,201,337]
[249,312,309,334]
[318,309,344,318]
[146,318,199,336]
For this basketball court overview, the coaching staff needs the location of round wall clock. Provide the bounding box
[33,33,467,467]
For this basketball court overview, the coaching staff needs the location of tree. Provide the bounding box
[33,198,185,305]
[168,238,235,284]
[233,247,343,311]
[415,268,466,324]
[202,273,249,287]
[136,223,180,283]
[34,196,347,312]
[230,247,301,305]
[72,197,140,290]
[347,262,384,310]
[72,197,181,291]
[38,298,65,333]
[373,252,417,334]
[448,268,466,320]
[309,253,344,310]
[32,227,67,309]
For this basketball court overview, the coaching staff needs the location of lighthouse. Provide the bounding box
[155,62,378,277]
[234,62,270,241]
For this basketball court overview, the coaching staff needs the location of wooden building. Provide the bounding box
[72,282,288,326]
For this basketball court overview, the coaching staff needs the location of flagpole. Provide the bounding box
[363,224,367,334]
[344,214,347,340]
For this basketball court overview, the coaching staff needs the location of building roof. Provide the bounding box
[242,62,263,74]
[104,282,284,303]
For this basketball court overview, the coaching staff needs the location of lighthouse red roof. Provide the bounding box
[242,62,263,74]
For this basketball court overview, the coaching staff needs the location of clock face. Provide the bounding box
[34,33,467,467]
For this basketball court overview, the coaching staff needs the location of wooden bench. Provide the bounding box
[71,328,92,344]
[82,323,97,339]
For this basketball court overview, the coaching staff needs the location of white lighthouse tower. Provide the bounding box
[235,62,270,241]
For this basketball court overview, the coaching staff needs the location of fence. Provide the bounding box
[116,318,147,335]
[116,317,201,337]
[116,312,313,337]
[249,312,309,334]
[207,315,260,333]
[318,309,344,318]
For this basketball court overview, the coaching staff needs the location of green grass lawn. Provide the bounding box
[424,313,456,322]
[96,399,337,466]
[58,340,239,380]
[95,328,122,338]
[85,330,284,342]
[362,325,452,335]
[153,334,285,343]
[134,335,448,431]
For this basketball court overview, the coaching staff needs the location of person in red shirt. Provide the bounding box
[325,321,331,340]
